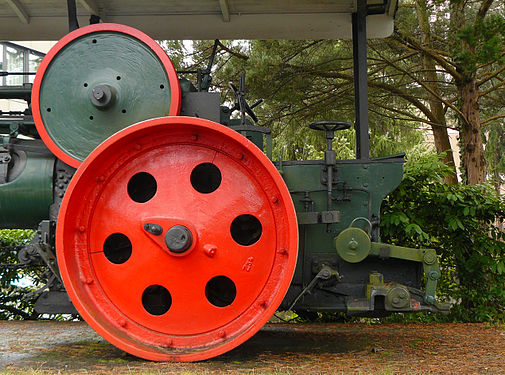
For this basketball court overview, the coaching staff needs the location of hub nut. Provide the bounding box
[89,84,115,108]
[165,225,193,253]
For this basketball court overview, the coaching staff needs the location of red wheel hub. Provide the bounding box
[57,117,298,361]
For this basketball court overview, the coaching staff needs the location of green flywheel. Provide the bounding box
[32,23,181,167]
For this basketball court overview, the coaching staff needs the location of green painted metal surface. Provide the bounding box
[280,159,404,254]
[39,31,174,162]
[0,86,32,100]
[0,144,54,229]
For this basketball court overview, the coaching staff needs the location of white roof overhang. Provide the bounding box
[0,0,398,40]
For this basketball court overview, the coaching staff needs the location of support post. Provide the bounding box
[67,0,79,32]
[352,0,370,160]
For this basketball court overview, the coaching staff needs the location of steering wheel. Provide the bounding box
[308,121,351,132]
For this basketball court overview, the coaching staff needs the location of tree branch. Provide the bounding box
[216,40,249,60]
[482,114,505,127]
[285,64,438,123]
[477,65,505,87]
[371,99,459,130]
[479,80,505,98]
[368,44,470,127]
[389,32,464,82]
[476,0,494,20]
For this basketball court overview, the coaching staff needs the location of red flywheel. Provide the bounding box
[57,116,298,361]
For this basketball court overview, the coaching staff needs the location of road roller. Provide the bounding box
[0,5,449,362]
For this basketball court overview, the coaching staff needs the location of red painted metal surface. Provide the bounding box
[57,117,298,361]
[32,23,181,168]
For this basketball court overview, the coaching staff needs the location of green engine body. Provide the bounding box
[0,139,54,229]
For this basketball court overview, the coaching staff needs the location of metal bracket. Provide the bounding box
[297,210,340,225]
[0,147,11,184]
[320,165,338,185]
[368,243,449,309]
[35,220,62,283]
[287,265,341,311]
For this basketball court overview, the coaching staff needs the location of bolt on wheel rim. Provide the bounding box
[57,116,298,361]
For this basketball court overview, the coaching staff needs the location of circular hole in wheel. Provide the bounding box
[127,172,157,203]
[103,233,132,264]
[205,276,236,307]
[142,285,172,316]
[190,162,222,194]
[230,214,262,246]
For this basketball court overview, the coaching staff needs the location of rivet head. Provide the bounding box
[259,300,267,309]
[134,143,141,151]
[96,175,105,182]
[204,244,217,258]
[85,278,93,285]
[119,319,127,328]
[191,134,199,141]
[237,152,244,160]
[218,330,226,338]
[78,226,86,233]
[277,248,288,256]
[271,196,279,204]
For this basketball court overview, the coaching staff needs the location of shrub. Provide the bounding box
[381,151,505,322]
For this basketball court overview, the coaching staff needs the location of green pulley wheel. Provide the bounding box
[32,23,181,168]
[335,227,371,263]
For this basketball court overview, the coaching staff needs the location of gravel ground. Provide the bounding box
[0,321,504,374]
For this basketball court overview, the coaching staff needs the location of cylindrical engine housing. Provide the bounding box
[0,139,54,228]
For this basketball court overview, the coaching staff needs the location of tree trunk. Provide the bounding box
[416,0,458,184]
[450,2,487,185]
[492,151,502,196]
[458,81,486,184]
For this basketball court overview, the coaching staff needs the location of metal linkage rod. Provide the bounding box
[352,0,370,160]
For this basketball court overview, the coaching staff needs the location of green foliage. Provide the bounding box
[455,13,505,76]
[0,230,33,285]
[206,39,426,161]
[0,229,39,320]
[484,121,505,192]
[381,152,505,322]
